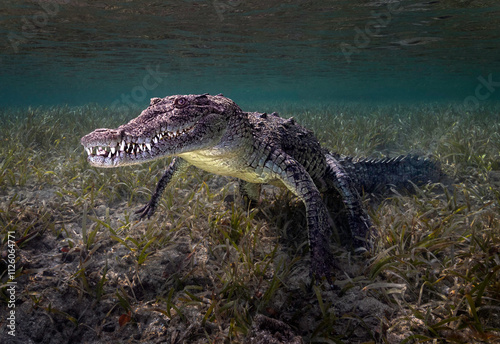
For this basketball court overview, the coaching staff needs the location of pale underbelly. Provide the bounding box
[179,151,274,184]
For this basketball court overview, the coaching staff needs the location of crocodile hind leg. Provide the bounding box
[324,152,372,249]
[136,157,190,219]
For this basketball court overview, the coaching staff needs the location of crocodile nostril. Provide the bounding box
[150,97,162,105]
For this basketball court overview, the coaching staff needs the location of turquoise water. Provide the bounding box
[1,0,499,108]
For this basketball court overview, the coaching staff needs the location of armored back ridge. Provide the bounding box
[81,94,442,281]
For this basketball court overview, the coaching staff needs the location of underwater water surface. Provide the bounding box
[0,0,499,108]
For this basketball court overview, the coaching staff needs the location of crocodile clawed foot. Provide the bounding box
[135,201,156,220]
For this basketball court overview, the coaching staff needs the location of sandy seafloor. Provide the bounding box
[0,102,499,343]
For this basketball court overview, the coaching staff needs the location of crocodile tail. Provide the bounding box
[334,154,443,194]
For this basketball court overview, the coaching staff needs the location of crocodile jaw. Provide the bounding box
[81,94,234,167]
[81,123,199,167]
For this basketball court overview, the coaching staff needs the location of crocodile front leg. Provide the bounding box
[136,157,190,219]
[266,149,335,281]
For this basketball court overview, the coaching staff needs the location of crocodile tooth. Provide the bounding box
[141,144,146,152]
[120,140,126,151]
[85,147,91,155]
[146,143,152,151]
[153,137,158,144]
[111,147,116,154]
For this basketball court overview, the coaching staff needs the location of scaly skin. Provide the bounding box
[81,94,442,281]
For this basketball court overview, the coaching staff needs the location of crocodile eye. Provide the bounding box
[174,97,188,108]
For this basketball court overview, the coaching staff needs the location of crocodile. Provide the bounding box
[81,93,442,280]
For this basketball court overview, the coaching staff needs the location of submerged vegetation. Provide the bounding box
[0,102,499,343]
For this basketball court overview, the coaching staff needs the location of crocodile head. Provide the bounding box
[81,94,240,167]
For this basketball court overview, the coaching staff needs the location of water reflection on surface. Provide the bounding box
[0,0,498,106]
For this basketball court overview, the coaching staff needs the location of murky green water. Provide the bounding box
[1,0,499,108]
[1,3,500,343]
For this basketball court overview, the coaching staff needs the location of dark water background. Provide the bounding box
[1,0,499,109]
